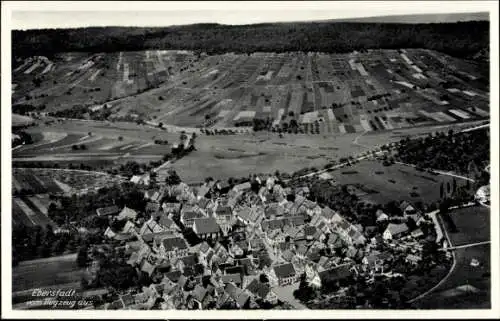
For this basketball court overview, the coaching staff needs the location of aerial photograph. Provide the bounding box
[4,1,496,315]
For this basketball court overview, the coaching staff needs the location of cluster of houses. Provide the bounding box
[91,174,436,309]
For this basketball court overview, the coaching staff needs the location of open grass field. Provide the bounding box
[12,117,481,185]
[446,206,490,246]
[324,159,470,204]
[12,254,84,301]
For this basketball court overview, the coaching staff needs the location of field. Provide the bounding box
[12,254,85,304]
[414,244,490,309]
[446,206,490,246]
[12,117,482,185]
[12,51,197,113]
[321,159,470,204]
[12,168,125,195]
[412,206,491,309]
[12,167,126,228]
[13,49,489,136]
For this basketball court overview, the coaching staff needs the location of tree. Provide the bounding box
[118,136,123,141]
[165,169,181,186]
[440,183,444,199]
[446,182,451,194]
[452,178,457,194]
[76,245,89,267]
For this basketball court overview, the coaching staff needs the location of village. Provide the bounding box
[81,166,449,310]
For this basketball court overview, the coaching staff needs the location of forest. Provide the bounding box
[12,21,488,60]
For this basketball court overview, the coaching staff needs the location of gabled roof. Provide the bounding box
[197,197,210,209]
[162,202,181,214]
[192,284,208,302]
[196,185,210,198]
[224,283,250,307]
[318,263,353,282]
[145,202,161,213]
[182,211,205,221]
[140,219,165,236]
[161,236,188,252]
[156,215,178,230]
[216,206,232,216]
[96,205,120,216]
[321,207,336,220]
[193,217,221,235]
[289,215,307,227]
[304,225,317,237]
[273,263,296,279]
[385,223,409,236]
[117,206,138,221]
[233,181,251,192]
[221,273,242,285]
[246,279,271,299]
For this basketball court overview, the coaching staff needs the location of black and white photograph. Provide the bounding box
[1,1,498,318]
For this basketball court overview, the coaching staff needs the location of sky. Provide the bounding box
[6,1,496,30]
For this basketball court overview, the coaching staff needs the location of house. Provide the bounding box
[362,251,387,272]
[248,236,265,253]
[383,223,409,240]
[96,205,120,217]
[295,186,310,197]
[221,273,243,287]
[155,214,180,232]
[144,189,163,203]
[235,206,264,226]
[406,254,423,265]
[224,283,251,308]
[307,263,354,289]
[232,181,252,193]
[215,180,231,194]
[130,173,150,186]
[265,203,285,219]
[411,228,425,239]
[117,206,138,221]
[162,202,181,216]
[269,263,298,286]
[156,236,189,260]
[145,202,161,215]
[375,209,389,222]
[475,185,490,204]
[266,176,276,190]
[265,229,286,247]
[195,185,210,200]
[229,242,245,258]
[193,217,222,240]
[400,201,416,215]
[245,279,278,304]
[139,217,165,237]
[181,211,205,228]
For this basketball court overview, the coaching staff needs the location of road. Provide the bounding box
[407,211,457,303]
[394,161,475,182]
[272,283,310,310]
[445,241,491,251]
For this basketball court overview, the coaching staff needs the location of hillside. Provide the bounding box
[12,20,489,60]
[322,12,489,24]
[12,48,489,135]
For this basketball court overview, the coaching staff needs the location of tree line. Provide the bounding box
[13,21,488,60]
